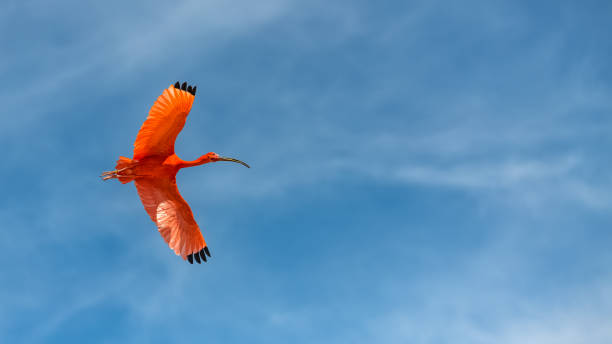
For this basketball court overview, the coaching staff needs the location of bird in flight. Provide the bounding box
[101,81,249,264]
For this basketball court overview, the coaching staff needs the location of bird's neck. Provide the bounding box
[177,156,211,169]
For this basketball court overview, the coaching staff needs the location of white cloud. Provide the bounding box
[0,0,297,136]
[391,157,578,189]
[361,234,612,344]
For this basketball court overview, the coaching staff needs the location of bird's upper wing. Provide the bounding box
[133,82,197,160]
[135,176,211,263]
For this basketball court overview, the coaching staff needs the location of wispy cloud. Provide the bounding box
[0,0,296,138]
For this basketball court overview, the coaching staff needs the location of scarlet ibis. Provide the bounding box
[101,82,249,264]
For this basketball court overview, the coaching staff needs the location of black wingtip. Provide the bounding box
[199,249,207,262]
[173,81,197,95]
[194,251,201,264]
[204,246,211,257]
[187,254,194,264]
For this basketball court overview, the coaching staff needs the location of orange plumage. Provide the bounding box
[101,82,249,264]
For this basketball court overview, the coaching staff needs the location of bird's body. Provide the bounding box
[102,82,249,264]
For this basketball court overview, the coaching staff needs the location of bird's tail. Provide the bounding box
[100,156,136,184]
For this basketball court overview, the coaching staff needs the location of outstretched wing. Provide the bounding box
[133,82,197,160]
[135,177,211,264]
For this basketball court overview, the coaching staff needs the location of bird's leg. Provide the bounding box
[100,170,118,181]
[100,167,129,181]
[100,167,153,181]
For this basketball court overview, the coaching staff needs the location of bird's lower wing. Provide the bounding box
[135,177,210,263]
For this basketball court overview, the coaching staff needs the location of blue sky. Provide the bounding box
[1,0,611,342]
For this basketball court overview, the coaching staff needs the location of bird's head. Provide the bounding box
[200,152,250,168]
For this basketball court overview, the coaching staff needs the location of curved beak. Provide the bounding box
[217,156,250,168]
